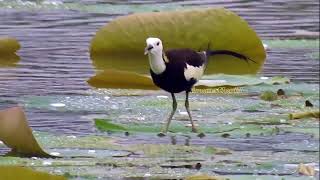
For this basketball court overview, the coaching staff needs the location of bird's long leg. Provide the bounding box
[185,91,197,133]
[162,93,177,133]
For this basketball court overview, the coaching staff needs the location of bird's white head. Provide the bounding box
[144,37,163,55]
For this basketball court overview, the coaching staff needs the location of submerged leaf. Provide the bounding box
[90,8,265,75]
[0,107,53,158]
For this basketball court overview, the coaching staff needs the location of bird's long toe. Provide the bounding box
[157,132,166,137]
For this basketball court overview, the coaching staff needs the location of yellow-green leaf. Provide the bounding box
[0,37,20,55]
[0,37,20,67]
[0,107,53,158]
[87,69,159,90]
[0,166,66,180]
[0,54,20,67]
[90,8,266,75]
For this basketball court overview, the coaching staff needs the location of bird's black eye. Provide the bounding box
[156,42,160,46]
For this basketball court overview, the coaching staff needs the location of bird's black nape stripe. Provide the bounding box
[207,50,257,64]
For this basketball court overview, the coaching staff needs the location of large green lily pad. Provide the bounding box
[90,8,266,75]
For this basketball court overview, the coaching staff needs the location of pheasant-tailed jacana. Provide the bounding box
[144,37,254,134]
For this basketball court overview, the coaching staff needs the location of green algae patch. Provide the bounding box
[260,91,278,101]
[0,166,66,180]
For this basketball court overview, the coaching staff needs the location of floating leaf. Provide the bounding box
[289,111,320,120]
[0,54,20,67]
[0,107,53,158]
[0,166,66,180]
[195,75,289,89]
[94,119,127,132]
[90,8,265,75]
[0,37,20,67]
[185,174,226,180]
[298,163,316,176]
[87,69,159,90]
[88,70,289,90]
[0,37,20,55]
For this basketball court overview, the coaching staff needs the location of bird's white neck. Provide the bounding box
[148,52,166,74]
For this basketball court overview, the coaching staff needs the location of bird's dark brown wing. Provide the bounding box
[164,49,206,68]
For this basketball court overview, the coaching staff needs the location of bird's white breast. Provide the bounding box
[184,63,204,81]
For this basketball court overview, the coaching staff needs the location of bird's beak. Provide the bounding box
[144,45,153,55]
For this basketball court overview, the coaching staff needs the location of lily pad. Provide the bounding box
[87,69,159,90]
[0,37,20,67]
[0,54,20,67]
[0,107,53,158]
[0,166,66,180]
[88,72,289,90]
[90,8,265,75]
[0,37,20,55]
[95,119,127,132]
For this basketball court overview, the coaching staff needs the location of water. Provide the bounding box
[0,2,319,178]
[0,0,319,139]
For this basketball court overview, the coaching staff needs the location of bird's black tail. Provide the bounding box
[206,50,256,64]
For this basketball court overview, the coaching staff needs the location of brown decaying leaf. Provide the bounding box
[289,111,320,120]
[0,107,54,158]
[298,163,316,176]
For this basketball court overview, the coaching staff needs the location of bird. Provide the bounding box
[144,37,254,134]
